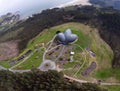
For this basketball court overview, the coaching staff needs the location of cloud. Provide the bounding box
[0,0,23,15]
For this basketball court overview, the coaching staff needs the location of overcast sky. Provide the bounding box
[0,0,70,17]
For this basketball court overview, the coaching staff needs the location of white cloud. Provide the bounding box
[0,0,23,15]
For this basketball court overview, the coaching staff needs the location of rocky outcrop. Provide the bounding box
[0,12,20,33]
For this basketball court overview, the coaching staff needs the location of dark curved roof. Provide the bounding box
[57,29,78,45]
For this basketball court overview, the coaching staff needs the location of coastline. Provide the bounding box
[58,0,92,8]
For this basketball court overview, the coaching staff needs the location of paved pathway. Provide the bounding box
[73,44,87,77]
[1,35,120,86]
[1,64,120,86]
[64,75,88,83]
[43,35,56,61]
[64,74,120,86]
[0,65,7,70]
[9,69,31,73]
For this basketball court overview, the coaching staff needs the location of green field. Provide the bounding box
[17,23,115,80]
[103,86,120,91]
[1,22,120,84]
[13,23,90,70]
[14,49,44,70]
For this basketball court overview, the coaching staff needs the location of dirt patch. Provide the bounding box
[81,61,97,76]
[0,41,19,61]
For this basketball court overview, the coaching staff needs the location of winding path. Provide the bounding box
[73,44,87,77]
[0,34,120,86]
[43,35,56,61]
[64,74,120,86]
[0,65,7,70]
[1,65,120,86]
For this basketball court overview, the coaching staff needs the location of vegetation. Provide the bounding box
[103,85,120,91]
[10,22,113,79]
[12,23,90,70]
[0,70,107,91]
[14,50,43,70]
[93,68,120,81]
[0,5,120,91]
[0,6,119,68]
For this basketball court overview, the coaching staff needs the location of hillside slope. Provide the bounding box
[2,23,118,83]
[0,6,120,68]
[89,0,120,10]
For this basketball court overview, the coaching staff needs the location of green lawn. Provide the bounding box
[14,48,44,70]
[0,22,119,91]
[93,68,120,81]
[0,60,11,68]
[0,22,116,83]
[16,23,89,69]
[63,61,80,69]
[103,86,120,91]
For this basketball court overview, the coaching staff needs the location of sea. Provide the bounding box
[21,0,71,18]
[0,0,71,18]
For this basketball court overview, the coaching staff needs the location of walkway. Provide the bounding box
[0,34,120,86]
[64,74,120,86]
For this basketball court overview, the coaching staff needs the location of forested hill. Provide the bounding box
[89,0,120,10]
[0,70,106,91]
[1,6,120,68]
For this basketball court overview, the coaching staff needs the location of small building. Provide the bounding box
[70,52,75,62]
[70,51,75,55]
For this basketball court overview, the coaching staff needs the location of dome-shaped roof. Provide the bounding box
[57,29,78,45]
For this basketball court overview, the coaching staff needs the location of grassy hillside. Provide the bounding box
[103,85,120,91]
[1,22,117,83]
[1,22,120,91]
[13,22,90,69]
[0,6,119,69]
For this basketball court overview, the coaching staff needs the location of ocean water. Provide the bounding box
[0,0,71,18]
[21,0,71,18]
